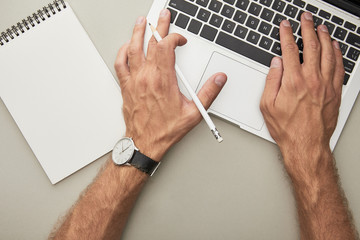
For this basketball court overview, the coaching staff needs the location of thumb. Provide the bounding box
[197,73,227,109]
[261,57,283,110]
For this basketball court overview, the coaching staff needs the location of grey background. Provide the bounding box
[0,0,359,239]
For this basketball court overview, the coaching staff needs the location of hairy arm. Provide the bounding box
[49,9,226,240]
[260,12,358,239]
[50,160,148,239]
[283,146,357,239]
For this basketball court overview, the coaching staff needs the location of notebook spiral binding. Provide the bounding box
[0,0,66,46]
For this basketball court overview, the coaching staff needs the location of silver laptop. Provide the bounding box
[146,0,360,150]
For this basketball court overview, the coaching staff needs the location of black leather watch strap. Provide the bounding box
[128,151,160,176]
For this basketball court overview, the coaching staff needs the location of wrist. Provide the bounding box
[127,135,169,162]
[280,143,333,181]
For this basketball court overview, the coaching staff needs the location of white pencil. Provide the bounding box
[148,22,223,143]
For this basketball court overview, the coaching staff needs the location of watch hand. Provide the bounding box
[121,145,131,153]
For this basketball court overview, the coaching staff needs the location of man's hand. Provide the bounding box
[114,10,227,161]
[260,12,344,164]
[260,13,357,239]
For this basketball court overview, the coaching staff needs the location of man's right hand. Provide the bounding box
[260,12,344,165]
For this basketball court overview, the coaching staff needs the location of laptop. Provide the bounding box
[146,0,360,150]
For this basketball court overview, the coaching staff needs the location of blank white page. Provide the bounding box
[0,3,124,184]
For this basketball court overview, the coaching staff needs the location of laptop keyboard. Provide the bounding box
[167,0,360,85]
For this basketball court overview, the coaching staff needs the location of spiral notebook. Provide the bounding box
[0,0,125,184]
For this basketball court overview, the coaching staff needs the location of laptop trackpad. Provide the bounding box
[197,52,266,131]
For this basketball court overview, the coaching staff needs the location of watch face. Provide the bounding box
[112,138,135,165]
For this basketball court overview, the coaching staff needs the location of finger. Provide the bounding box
[301,12,321,70]
[128,16,146,72]
[317,24,336,81]
[261,57,283,111]
[114,42,130,87]
[147,9,171,61]
[279,20,301,71]
[156,33,187,72]
[332,40,345,94]
[157,9,171,38]
[196,73,227,109]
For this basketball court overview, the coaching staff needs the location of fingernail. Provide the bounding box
[214,74,227,87]
[319,25,328,32]
[136,16,144,25]
[282,20,291,27]
[270,57,281,69]
[160,9,168,18]
[304,12,313,21]
[333,40,340,49]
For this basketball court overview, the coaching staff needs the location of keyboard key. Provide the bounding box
[247,30,261,44]
[259,0,273,7]
[168,8,178,23]
[324,21,335,35]
[222,19,236,33]
[236,0,250,10]
[297,9,304,21]
[209,0,223,12]
[284,4,298,18]
[339,42,349,55]
[272,0,286,13]
[260,8,275,21]
[196,0,209,7]
[344,21,356,31]
[234,25,248,38]
[305,4,318,14]
[234,10,247,24]
[313,16,323,28]
[248,2,262,16]
[169,0,198,16]
[216,31,275,67]
[200,24,218,41]
[331,15,344,25]
[221,5,235,18]
[273,13,287,26]
[258,21,272,35]
[297,38,303,51]
[347,47,360,61]
[246,16,260,29]
[197,8,211,22]
[289,19,299,33]
[175,13,190,28]
[270,27,280,40]
[334,27,347,41]
[188,19,202,34]
[343,74,350,85]
[299,52,303,63]
[224,0,236,5]
[319,10,331,20]
[209,14,224,27]
[343,58,355,73]
[346,32,360,48]
[259,36,273,50]
[271,41,282,55]
[293,0,305,8]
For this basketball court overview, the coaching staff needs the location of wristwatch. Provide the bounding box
[112,137,160,176]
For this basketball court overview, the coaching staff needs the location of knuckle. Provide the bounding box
[148,37,157,48]
[307,39,320,51]
[127,44,139,57]
[283,42,298,52]
[156,40,170,52]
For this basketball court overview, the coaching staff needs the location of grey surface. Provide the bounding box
[0,0,359,239]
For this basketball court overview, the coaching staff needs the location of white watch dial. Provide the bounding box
[112,138,135,165]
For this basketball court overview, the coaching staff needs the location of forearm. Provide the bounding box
[50,158,148,240]
[283,147,357,240]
